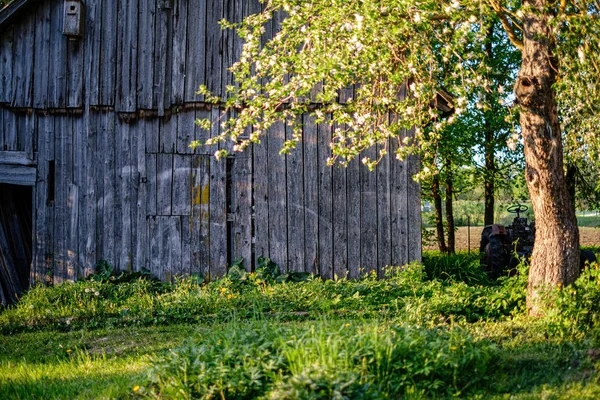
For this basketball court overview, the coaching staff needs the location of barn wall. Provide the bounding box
[0,0,421,283]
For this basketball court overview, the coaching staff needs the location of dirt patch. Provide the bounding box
[424,226,600,252]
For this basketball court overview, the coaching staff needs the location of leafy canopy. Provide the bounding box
[192,0,600,173]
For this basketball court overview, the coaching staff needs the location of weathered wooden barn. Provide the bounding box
[0,0,421,302]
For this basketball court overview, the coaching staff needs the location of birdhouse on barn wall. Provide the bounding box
[62,0,84,38]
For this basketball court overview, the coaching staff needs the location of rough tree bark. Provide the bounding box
[515,0,580,315]
[445,170,456,254]
[484,118,495,226]
[431,174,448,253]
[484,25,495,226]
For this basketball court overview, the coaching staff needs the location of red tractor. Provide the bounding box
[480,204,596,279]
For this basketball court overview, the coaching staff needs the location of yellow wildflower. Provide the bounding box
[133,385,140,392]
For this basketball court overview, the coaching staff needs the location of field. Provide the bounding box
[425,226,600,252]
[2,255,600,399]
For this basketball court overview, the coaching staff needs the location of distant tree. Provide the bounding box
[194,0,600,315]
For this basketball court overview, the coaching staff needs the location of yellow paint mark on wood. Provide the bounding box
[192,184,210,206]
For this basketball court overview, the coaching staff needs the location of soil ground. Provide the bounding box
[424,226,600,252]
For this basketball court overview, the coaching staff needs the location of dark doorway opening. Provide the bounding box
[0,184,33,306]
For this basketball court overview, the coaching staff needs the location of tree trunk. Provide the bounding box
[431,175,447,253]
[484,120,495,226]
[445,172,455,254]
[484,24,495,226]
[515,0,580,315]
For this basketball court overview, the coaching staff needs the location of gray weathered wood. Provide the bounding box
[33,1,51,109]
[390,131,408,267]
[157,153,173,216]
[346,157,361,278]
[172,154,191,215]
[171,0,188,105]
[87,0,102,105]
[176,110,195,154]
[66,38,83,107]
[146,153,157,216]
[267,120,288,272]
[360,145,378,276]
[101,111,116,267]
[2,109,16,150]
[53,115,67,282]
[11,11,34,108]
[0,150,34,166]
[286,122,304,272]
[116,0,138,112]
[154,2,168,114]
[191,154,210,276]
[137,0,157,110]
[209,108,227,276]
[184,0,206,102]
[205,0,223,96]
[48,1,66,108]
[0,164,36,186]
[252,127,269,267]
[99,0,117,105]
[0,26,14,104]
[332,125,348,278]
[159,114,176,153]
[232,147,252,268]
[317,119,332,278]
[303,114,318,274]
[377,139,392,273]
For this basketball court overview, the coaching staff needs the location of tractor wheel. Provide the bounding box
[580,250,598,271]
[485,236,507,279]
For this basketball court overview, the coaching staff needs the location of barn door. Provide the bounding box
[0,184,33,305]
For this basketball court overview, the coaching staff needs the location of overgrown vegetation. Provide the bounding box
[2,252,600,398]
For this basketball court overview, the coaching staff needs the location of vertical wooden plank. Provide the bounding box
[129,120,141,271]
[181,215,191,275]
[33,114,53,283]
[171,0,188,105]
[148,216,161,279]
[317,119,332,278]
[2,109,16,150]
[360,145,378,276]
[377,140,392,274]
[191,154,210,277]
[406,127,422,263]
[116,0,139,112]
[87,0,102,106]
[0,26,14,104]
[82,113,98,276]
[119,119,134,270]
[205,0,223,96]
[346,158,361,278]
[286,123,304,272]
[137,0,157,109]
[209,109,227,276]
[16,112,34,158]
[332,125,348,278]
[176,110,195,154]
[53,115,67,283]
[101,112,117,267]
[252,128,269,266]
[185,0,207,102]
[146,153,157,216]
[267,120,288,271]
[159,114,176,153]
[33,2,51,109]
[170,216,182,278]
[154,2,169,114]
[232,149,252,269]
[99,0,117,106]
[172,154,191,215]
[134,125,148,271]
[390,132,408,267]
[66,39,84,107]
[11,13,34,108]
[145,116,160,154]
[303,114,318,274]
[157,153,173,215]
[71,117,85,279]
[48,1,67,108]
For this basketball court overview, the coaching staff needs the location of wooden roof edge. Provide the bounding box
[0,0,41,30]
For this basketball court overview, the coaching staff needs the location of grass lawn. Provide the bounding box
[2,254,600,399]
